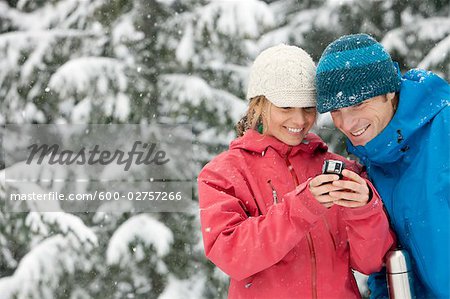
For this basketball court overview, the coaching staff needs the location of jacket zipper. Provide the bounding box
[267,180,278,204]
[306,233,317,298]
[284,147,317,299]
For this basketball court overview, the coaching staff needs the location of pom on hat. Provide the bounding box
[246,44,316,108]
[315,34,401,113]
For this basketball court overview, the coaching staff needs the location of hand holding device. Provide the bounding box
[308,160,345,208]
[309,160,370,208]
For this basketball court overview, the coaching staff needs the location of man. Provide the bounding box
[315,33,449,299]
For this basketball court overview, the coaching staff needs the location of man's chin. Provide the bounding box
[347,135,367,147]
[350,138,370,147]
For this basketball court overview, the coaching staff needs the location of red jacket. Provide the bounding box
[198,130,394,299]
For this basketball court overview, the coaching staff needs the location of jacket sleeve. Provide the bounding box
[339,179,396,275]
[413,105,449,297]
[198,160,328,281]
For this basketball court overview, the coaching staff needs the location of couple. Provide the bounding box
[198,34,449,299]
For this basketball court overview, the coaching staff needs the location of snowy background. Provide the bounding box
[0,0,449,298]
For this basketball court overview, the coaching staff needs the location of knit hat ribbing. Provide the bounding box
[315,34,401,113]
[246,44,316,108]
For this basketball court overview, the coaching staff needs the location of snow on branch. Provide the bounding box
[0,234,94,298]
[413,17,450,41]
[159,74,246,123]
[382,17,450,56]
[382,28,408,56]
[418,34,450,71]
[197,0,275,39]
[158,274,206,299]
[176,21,194,66]
[112,13,145,64]
[0,30,100,83]
[257,7,320,51]
[172,0,275,66]
[49,57,129,95]
[48,57,133,122]
[26,212,98,247]
[106,214,173,267]
[0,159,68,212]
[9,0,101,31]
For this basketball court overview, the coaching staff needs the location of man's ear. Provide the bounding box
[387,92,398,112]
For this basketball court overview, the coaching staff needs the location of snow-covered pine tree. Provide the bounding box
[0,0,218,298]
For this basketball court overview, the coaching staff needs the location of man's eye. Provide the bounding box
[303,107,316,113]
[353,102,364,108]
[282,107,293,110]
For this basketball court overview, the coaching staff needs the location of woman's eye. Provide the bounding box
[282,107,293,111]
[303,107,316,113]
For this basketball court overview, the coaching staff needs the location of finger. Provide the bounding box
[311,183,344,197]
[309,174,340,188]
[315,194,336,204]
[322,202,334,209]
[329,190,369,202]
[332,180,367,194]
[341,169,366,184]
[333,199,366,208]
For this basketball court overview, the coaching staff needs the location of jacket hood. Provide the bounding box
[348,69,450,164]
[230,129,328,157]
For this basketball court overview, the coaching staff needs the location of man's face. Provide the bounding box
[330,94,395,146]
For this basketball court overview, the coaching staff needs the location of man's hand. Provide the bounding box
[328,169,370,208]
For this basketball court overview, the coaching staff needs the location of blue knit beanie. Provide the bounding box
[315,34,401,113]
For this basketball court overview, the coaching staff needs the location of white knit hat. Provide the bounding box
[246,44,316,108]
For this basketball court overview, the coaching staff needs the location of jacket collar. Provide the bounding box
[230,129,328,157]
[348,69,449,165]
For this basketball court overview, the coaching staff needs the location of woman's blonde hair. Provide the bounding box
[236,96,270,137]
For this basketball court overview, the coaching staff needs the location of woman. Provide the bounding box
[198,44,394,299]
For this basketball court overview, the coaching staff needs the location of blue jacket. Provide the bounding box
[347,69,450,299]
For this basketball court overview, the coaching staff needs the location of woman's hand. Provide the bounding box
[328,169,370,208]
[309,169,371,208]
[308,174,342,208]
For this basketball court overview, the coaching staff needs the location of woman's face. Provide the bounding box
[264,104,317,146]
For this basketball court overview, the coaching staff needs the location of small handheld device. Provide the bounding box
[322,160,345,178]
